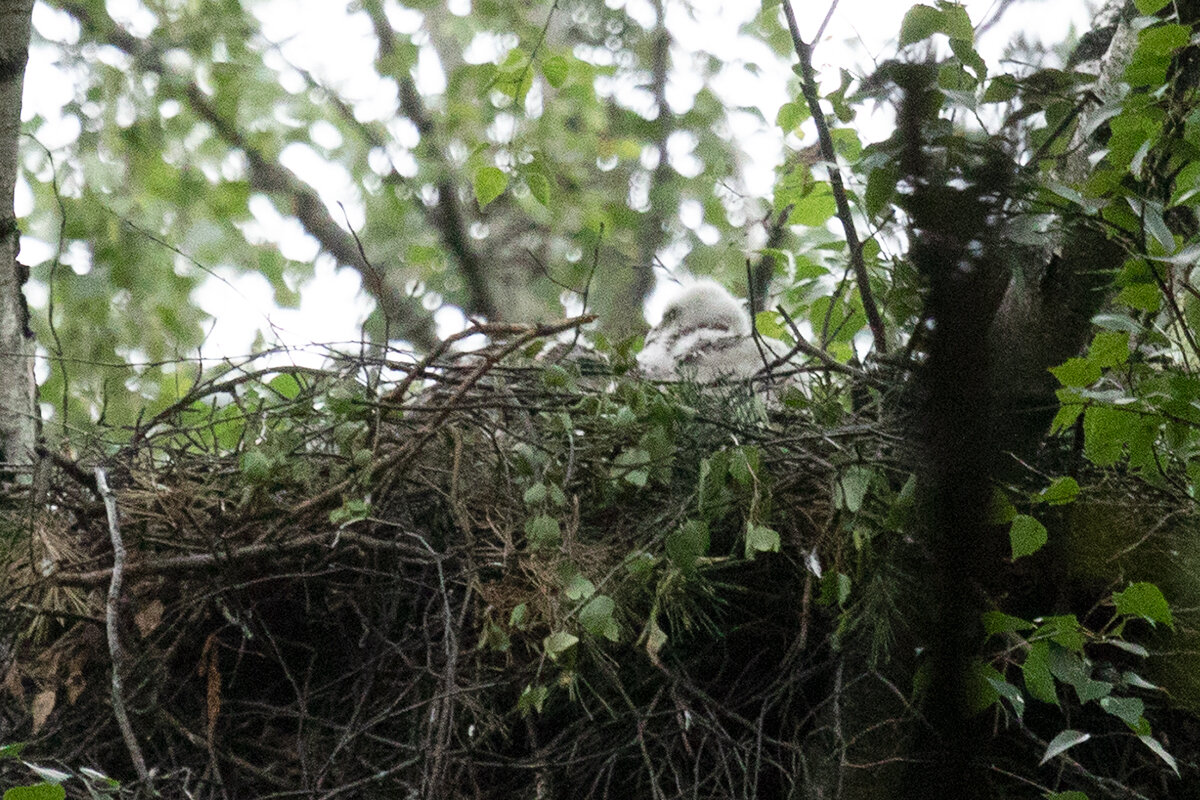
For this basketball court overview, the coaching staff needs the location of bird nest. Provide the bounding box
[0,317,897,798]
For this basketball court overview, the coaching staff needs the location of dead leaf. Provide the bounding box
[4,662,24,703]
[66,655,87,704]
[134,599,164,637]
[32,688,56,733]
[201,634,221,748]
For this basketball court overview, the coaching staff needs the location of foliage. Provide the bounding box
[11,0,1200,796]
[0,338,843,797]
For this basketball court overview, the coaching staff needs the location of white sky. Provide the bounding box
[15,0,1095,360]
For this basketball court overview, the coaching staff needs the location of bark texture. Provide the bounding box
[0,0,37,471]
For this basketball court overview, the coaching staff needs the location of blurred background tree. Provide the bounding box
[19,0,815,435]
[15,0,1096,439]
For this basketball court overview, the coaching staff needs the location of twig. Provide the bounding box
[813,0,839,45]
[50,529,434,587]
[288,314,596,519]
[94,466,150,783]
[773,306,874,382]
[780,0,888,353]
[745,259,775,380]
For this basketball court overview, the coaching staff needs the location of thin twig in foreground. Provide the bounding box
[95,467,150,783]
[780,0,888,353]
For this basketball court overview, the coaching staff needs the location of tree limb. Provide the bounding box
[54,0,439,349]
[94,466,151,783]
[362,0,500,321]
[780,0,888,353]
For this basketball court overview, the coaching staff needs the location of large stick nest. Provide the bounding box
[3,320,1193,798]
[0,319,885,798]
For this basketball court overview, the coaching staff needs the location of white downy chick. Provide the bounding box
[637,280,765,382]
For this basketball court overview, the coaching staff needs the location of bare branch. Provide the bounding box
[780,0,888,353]
[94,466,150,783]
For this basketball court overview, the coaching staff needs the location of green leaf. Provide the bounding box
[1009,514,1048,559]
[518,684,548,715]
[982,74,1018,103]
[474,166,508,208]
[1107,639,1149,658]
[1117,282,1161,312]
[1044,792,1089,800]
[964,661,1004,713]
[818,572,852,606]
[541,55,569,88]
[563,573,596,601]
[987,488,1017,524]
[268,372,302,400]
[744,523,781,558]
[948,40,985,83]
[1100,695,1145,729]
[1023,640,1058,704]
[1040,730,1091,765]
[1088,331,1129,369]
[3,784,67,800]
[1049,357,1101,388]
[666,520,710,572]
[1139,24,1189,57]
[775,100,810,133]
[1038,476,1079,506]
[613,448,651,486]
[524,482,547,505]
[1138,734,1180,776]
[509,604,527,628]
[835,465,873,513]
[525,515,562,550]
[580,595,620,641]
[836,572,851,605]
[330,497,370,526]
[791,182,836,226]
[240,449,273,483]
[728,446,761,487]
[982,611,1034,636]
[864,165,898,218]
[1134,0,1170,12]
[936,59,974,95]
[1082,406,1129,466]
[543,630,579,661]
[939,1,974,40]
[754,310,788,340]
[988,674,1025,718]
[1049,398,1083,436]
[1040,615,1085,651]
[527,172,551,207]
[1113,582,1174,629]
[900,5,944,46]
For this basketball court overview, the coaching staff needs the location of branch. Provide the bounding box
[780,1,888,354]
[94,466,150,783]
[54,0,439,350]
[773,305,874,382]
[361,0,500,320]
[627,0,672,325]
[287,314,596,520]
[50,528,434,588]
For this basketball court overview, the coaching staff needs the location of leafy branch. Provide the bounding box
[780,0,888,353]
[54,0,439,349]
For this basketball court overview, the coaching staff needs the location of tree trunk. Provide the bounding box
[0,0,38,473]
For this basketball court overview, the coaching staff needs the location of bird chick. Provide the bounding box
[637,280,765,382]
